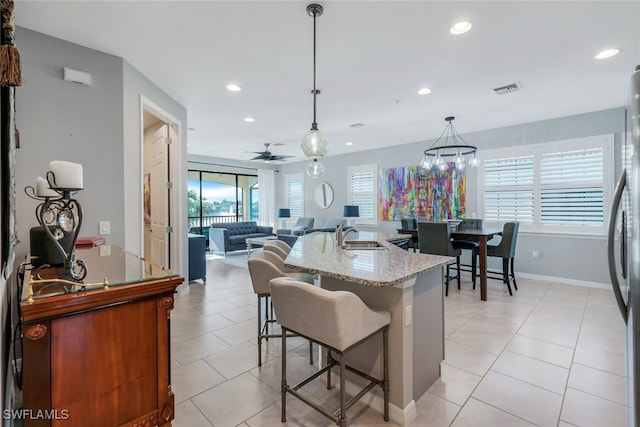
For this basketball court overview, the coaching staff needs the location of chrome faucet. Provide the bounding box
[336,224,358,248]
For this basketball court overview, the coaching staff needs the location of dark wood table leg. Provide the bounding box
[479,236,487,301]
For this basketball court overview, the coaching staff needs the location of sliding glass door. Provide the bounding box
[188,171,259,237]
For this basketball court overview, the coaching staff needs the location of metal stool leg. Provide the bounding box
[281,326,287,422]
[257,295,263,366]
[339,352,346,427]
[511,257,518,290]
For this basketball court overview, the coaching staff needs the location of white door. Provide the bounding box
[150,125,169,269]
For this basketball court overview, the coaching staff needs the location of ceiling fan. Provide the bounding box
[249,143,294,162]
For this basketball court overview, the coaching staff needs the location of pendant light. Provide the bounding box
[420,116,478,172]
[306,158,324,178]
[300,4,329,161]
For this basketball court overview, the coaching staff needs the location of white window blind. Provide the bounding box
[540,148,604,226]
[479,134,613,234]
[483,155,535,223]
[285,173,304,217]
[348,164,377,224]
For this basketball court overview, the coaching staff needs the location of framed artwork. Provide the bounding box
[143,173,151,224]
[379,165,466,221]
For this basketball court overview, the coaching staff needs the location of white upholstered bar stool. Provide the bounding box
[264,239,292,255]
[247,256,314,366]
[251,250,299,274]
[270,277,391,427]
[263,243,289,260]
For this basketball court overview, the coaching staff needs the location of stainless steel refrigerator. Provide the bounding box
[609,65,640,426]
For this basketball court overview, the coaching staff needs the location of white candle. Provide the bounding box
[49,161,83,189]
[36,176,59,198]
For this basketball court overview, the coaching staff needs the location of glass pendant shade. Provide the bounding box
[420,156,432,169]
[307,158,324,178]
[469,155,479,167]
[301,128,329,158]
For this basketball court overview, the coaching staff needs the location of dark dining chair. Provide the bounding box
[452,218,482,288]
[487,221,520,295]
[418,222,461,296]
[400,218,418,251]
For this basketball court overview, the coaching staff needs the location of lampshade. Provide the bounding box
[343,205,359,218]
[277,208,291,218]
[421,116,479,172]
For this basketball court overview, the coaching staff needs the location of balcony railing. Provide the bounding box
[188,215,244,230]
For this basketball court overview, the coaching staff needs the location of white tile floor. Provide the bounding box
[171,253,630,426]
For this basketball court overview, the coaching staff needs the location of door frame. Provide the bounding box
[139,95,184,277]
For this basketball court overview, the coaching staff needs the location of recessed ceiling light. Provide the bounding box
[417,87,432,95]
[345,142,353,146]
[225,83,242,92]
[595,48,620,59]
[450,21,472,35]
[243,117,255,122]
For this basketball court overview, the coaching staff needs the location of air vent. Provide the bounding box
[349,123,366,128]
[493,82,522,95]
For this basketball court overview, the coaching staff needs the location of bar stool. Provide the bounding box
[247,256,314,366]
[265,239,292,255]
[269,277,390,427]
[452,218,482,288]
[263,242,289,260]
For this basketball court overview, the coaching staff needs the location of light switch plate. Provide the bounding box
[99,221,111,235]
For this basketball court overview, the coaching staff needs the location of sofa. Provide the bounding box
[209,221,274,255]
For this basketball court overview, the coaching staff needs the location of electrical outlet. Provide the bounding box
[532,250,540,259]
[404,305,412,326]
[99,221,111,235]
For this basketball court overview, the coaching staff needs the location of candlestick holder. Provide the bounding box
[24,172,87,282]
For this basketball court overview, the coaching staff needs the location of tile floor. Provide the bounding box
[171,253,630,426]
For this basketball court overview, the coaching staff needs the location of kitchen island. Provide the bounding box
[284,231,451,426]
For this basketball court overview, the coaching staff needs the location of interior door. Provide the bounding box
[150,125,169,269]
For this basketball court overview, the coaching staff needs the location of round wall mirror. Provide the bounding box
[314,182,334,209]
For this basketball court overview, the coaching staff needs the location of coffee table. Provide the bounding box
[245,235,278,256]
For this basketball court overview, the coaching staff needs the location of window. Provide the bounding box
[479,134,613,234]
[348,164,378,225]
[285,173,304,217]
[187,170,258,232]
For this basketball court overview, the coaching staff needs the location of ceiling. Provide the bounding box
[15,1,640,165]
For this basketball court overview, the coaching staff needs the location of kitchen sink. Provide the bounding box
[342,240,387,250]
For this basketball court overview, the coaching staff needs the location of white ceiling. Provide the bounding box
[15,1,640,165]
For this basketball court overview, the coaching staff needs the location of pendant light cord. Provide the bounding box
[311,9,318,130]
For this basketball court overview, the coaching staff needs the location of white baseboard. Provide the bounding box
[516,272,610,290]
[351,388,416,425]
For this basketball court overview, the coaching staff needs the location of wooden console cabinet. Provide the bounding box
[20,246,183,426]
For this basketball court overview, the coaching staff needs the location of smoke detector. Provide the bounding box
[493,82,522,95]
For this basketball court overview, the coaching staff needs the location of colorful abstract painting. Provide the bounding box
[379,165,466,221]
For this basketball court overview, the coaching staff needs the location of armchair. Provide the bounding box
[277,217,315,236]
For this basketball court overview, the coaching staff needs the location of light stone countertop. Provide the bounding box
[283,230,452,287]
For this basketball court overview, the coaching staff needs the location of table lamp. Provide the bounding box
[278,208,291,229]
[343,205,359,227]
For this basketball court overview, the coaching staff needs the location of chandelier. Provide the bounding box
[301,3,328,178]
[420,116,478,171]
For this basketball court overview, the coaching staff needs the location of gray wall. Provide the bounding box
[276,107,626,285]
[15,27,125,260]
[14,27,188,279]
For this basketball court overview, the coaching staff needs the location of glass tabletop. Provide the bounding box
[22,245,179,302]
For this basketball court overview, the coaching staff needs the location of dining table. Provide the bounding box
[397,226,503,301]
[450,227,503,301]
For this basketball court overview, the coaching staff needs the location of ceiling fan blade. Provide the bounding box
[271,155,294,161]
[250,154,267,160]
